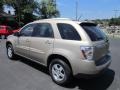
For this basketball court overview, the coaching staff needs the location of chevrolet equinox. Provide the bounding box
[6,18,111,85]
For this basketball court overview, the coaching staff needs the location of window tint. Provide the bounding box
[81,25,106,41]
[32,23,54,38]
[57,23,81,40]
[20,24,34,36]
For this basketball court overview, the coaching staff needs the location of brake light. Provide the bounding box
[80,46,94,60]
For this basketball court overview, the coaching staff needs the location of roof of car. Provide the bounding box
[30,18,95,25]
[32,18,80,23]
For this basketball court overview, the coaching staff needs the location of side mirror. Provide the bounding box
[14,32,20,37]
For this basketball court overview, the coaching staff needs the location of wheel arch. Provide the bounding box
[47,54,73,74]
[6,41,12,48]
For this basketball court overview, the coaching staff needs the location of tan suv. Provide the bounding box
[6,18,111,85]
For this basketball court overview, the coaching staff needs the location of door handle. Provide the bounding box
[45,40,52,44]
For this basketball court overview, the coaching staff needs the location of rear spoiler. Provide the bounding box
[80,22,97,26]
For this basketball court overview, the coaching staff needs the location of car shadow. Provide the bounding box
[18,57,115,90]
[65,69,115,90]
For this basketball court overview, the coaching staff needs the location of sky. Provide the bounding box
[56,0,120,20]
[4,0,120,20]
[4,5,15,15]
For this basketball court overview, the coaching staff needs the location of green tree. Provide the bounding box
[2,0,60,25]
[3,0,38,25]
[37,0,60,19]
[0,0,3,12]
[109,17,120,26]
[94,19,103,24]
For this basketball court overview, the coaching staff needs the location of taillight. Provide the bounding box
[80,46,94,60]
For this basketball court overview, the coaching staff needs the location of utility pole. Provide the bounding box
[54,0,56,11]
[15,0,21,26]
[113,10,120,18]
[18,0,20,26]
[113,10,120,38]
[75,0,78,20]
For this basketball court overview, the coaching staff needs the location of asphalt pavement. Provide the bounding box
[0,39,120,90]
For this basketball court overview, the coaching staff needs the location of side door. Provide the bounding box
[29,23,54,64]
[15,24,34,57]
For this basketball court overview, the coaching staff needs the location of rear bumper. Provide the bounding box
[75,68,108,79]
[73,55,111,75]
[95,55,111,71]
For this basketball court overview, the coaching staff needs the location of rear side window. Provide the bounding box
[80,23,106,41]
[57,23,81,41]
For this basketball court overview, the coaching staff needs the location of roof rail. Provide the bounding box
[50,18,71,20]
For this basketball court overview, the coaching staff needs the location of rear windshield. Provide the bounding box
[80,23,106,41]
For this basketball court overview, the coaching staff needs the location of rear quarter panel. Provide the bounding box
[53,39,91,75]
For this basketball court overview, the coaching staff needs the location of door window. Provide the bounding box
[20,24,34,37]
[32,23,54,38]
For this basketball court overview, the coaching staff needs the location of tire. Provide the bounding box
[49,59,72,85]
[6,44,17,60]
